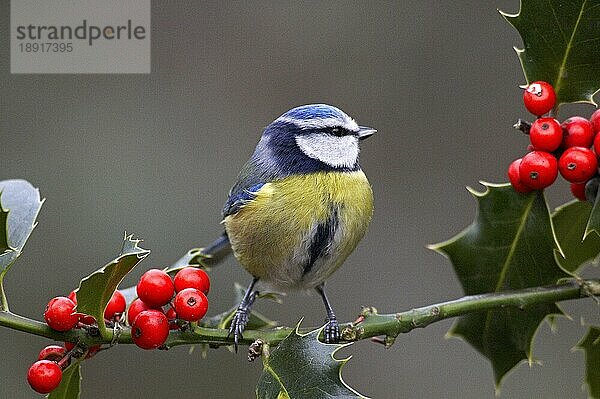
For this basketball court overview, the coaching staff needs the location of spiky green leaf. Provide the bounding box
[501,0,600,106]
[47,362,81,399]
[430,183,568,386]
[75,234,149,337]
[575,327,600,399]
[0,198,9,253]
[586,191,600,239]
[164,248,209,274]
[552,201,600,273]
[0,180,43,274]
[256,324,366,399]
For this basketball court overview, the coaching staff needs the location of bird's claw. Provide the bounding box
[228,307,250,352]
[324,317,340,344]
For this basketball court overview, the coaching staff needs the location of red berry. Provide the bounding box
[173,288,208,322]
[529,118,562,152]
[165,306,180,330]
[523,81,556,116]
[562,116,594,148]
[165,306,177,320]
[136,269,174,308]
[570,182,587,201]
[37,345,67,362]
[558,147,598,183]
[508,158,532,193]
[44,297,79,332]
[67,290,77,304]
[78,314,97,325]
[519,151,558,189]
[65,291,97,325]
[27,360,62,394]
[104,290,126,320]
[591,109,600,133]
[131,309,169,350]
[174,267,210,294]
[594,130,600,153]
[127,298,151,326]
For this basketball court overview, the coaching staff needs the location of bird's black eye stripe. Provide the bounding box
[328,127,348,137]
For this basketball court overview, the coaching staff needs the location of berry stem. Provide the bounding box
[513,118,532,135]
[57,354,70,369]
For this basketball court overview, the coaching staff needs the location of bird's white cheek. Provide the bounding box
[295,134,359,168]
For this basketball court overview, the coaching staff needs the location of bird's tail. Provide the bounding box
[201,232,232,266]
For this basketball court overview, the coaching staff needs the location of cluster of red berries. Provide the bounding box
[27,266,210,394]
[129,267,210,350]
[27,346,69,394]
[508,80,600,201]
[28,288,126,393]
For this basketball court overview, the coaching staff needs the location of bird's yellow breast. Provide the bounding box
[224,171,373,289]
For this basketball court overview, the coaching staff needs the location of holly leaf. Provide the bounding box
[585,191,600,240]
[0,197,8,254]
[75,234,150,337]
[552,201,600,273]
[164,233,233,275]
[575,327,600,399]
[256,324,367,399]
[0,180,44,276]
[163,248,209,274]
[47,362,81,399]
[429,183,569,386]
[501,0,600,106]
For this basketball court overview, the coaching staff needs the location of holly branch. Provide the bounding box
[1,278,596,350]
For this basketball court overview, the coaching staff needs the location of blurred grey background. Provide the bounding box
[1,1,598,398]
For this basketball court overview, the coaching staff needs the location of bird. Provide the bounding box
[213,104,375,349]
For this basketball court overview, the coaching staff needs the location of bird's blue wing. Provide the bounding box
[222,136,282,217]
[222,182,266,217]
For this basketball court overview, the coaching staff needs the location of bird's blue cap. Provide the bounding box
[281,104,352,121]
[272,104,376,139]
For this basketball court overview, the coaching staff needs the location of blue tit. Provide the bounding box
[218,104,375,348]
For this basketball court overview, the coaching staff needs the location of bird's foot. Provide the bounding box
[324,316,340,344]
[228,306,250,351]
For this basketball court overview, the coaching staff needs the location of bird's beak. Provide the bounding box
[357,126,376,140]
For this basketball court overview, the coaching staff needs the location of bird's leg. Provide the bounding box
[229,277,259,352]
[315,282,340,343]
